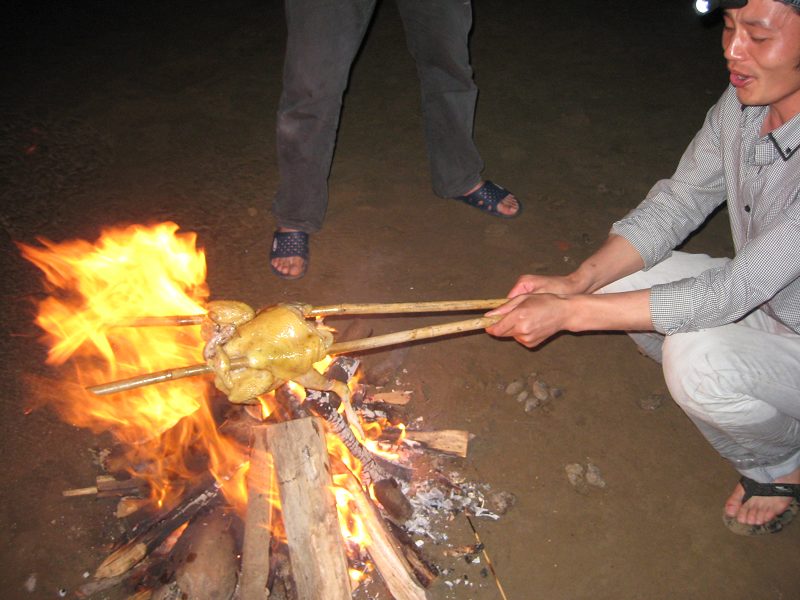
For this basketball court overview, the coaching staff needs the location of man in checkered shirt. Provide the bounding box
[487,0,800,535]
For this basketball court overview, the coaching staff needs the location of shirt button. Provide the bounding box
[744,205,751,212]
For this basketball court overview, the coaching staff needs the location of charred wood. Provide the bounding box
[307,394,410,485]
[386,521,438,589]
[373,478,414,523]
[93,474,221,579]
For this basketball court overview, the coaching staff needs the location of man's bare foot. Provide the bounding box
[724,468,800,526]
[462,181,521,217]
[270,228,308,280]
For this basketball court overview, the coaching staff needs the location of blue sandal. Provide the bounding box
[270,230,309,280]
[454,180,522,219]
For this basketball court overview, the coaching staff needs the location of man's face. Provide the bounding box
[723,0,800,120]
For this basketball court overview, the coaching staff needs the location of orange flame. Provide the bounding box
[18,222,245,507]
[20,222,400,575]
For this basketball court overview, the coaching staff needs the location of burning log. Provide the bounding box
[337,468,428,600]
[268,417,351,600]
[385,521,438,589]
[306,356,411,485]
[93,475,221,580]
[307,392,410,485]
[377,427,472,458]
[238,425,273,600]
[404,430,472,458]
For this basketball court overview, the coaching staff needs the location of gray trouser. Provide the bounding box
[273,0,484,233]
[601,251,800,483]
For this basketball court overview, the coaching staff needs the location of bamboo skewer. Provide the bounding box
[114,298,508,327]
[86,315,499,396]
[308,298,507,317]
[114,315,206,327]
[328,315,498,354]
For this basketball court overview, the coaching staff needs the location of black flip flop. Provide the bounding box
[722,475,800,535]
[270,230,309,280]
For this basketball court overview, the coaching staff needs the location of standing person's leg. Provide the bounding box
[272,0,376,279]
[394,0,520,217]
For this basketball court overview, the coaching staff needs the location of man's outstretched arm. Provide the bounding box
[487,234,651,348]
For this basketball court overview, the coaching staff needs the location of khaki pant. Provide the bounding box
[602,251,800,483]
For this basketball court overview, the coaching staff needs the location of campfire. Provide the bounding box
[19,222,511,600]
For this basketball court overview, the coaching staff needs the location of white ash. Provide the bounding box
[404,476,501,541]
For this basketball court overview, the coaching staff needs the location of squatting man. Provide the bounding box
[486,0,800,535]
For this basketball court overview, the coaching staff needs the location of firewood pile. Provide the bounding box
[64,346,514,600]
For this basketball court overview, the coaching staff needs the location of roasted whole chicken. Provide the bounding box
[201,300,352,407]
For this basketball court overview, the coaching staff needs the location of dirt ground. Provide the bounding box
[2,1,799,599]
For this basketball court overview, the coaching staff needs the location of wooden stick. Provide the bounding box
[114,315,205,327]
[308,298,506,317]
[466,516,508,600]
[327,316,499,355]
[87,362,220,396]
[114,298,508,327]
[366,390,413,406]
[87,316,499,396]
[269,417,351,600]
[63,475,147,498]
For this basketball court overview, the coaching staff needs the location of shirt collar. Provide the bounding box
[768,122,800,161]
[746,106,800,165]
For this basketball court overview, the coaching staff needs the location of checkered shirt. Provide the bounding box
[611,85,800,335]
